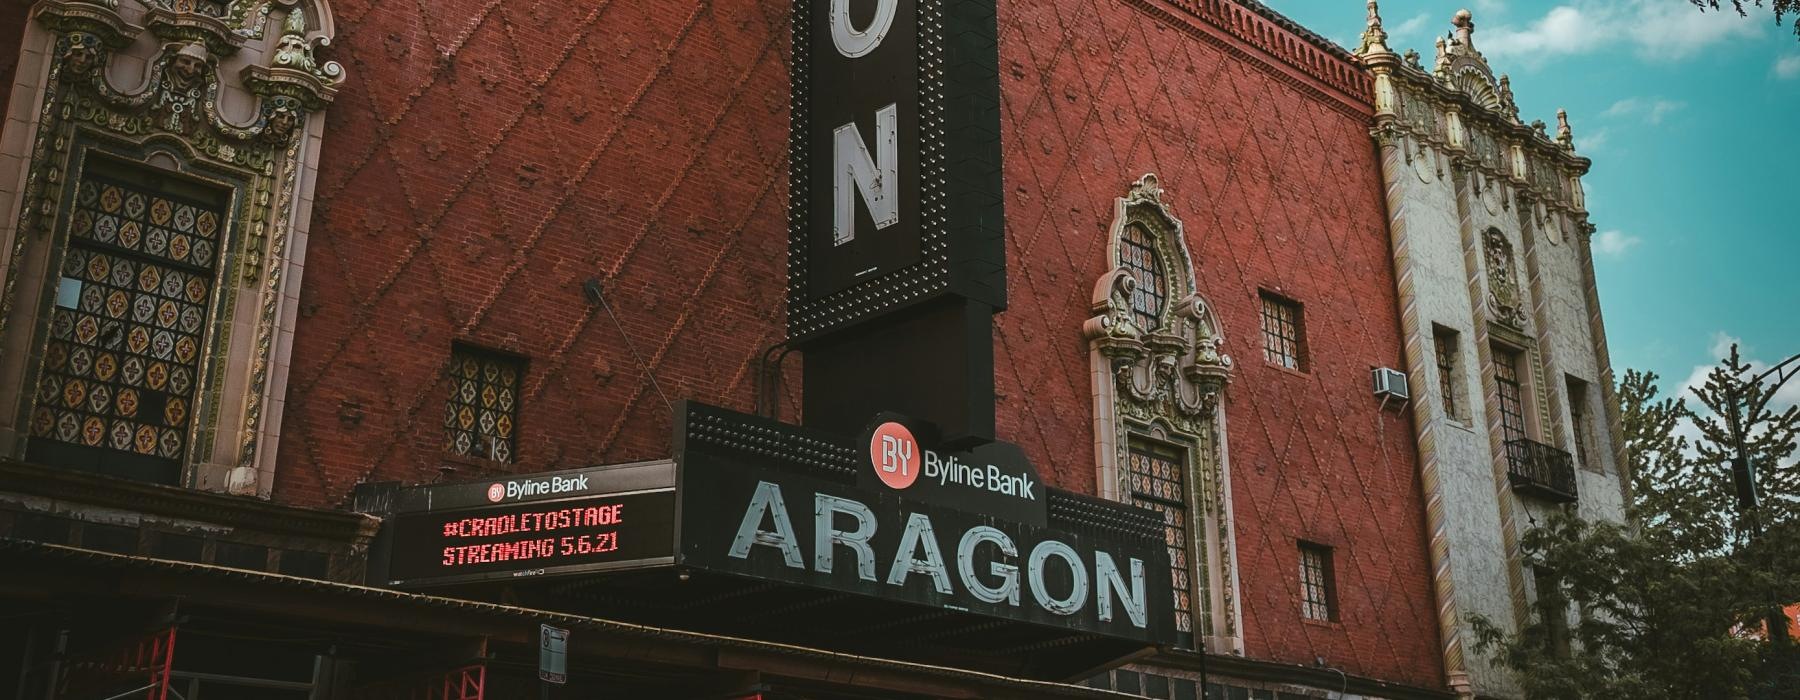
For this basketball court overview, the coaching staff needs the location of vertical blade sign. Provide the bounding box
[788,0,1005,342]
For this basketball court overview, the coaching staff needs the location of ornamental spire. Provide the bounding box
[1358,0,1392,56]
[1556,108,1575,151]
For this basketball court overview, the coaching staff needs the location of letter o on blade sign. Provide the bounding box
[869,422,918,490]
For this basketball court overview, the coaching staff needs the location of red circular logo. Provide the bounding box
[485,483,505,503]
[869,422,919,490]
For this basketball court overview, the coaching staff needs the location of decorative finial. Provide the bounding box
[1451,9,1476,54]
[1555,109,1575,150]
[1404,48,1422,69]
[1433,36,1450,78]
[1497,74,1520,122]
[1358,0,1392,56]
[1530,119,1547,136]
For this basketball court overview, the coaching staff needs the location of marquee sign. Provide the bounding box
[676,403,1175,644]
[787,0,1005,341]
[381,463,677,587]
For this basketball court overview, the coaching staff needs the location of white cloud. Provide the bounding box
[1592,229,1641,257]
[1391,13,1432,41]
[1602,97,1686,125]
[1475,0,1763,68]
[1776,55,1800,79]
[1575,126,1610,152]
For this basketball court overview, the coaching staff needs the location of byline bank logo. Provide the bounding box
[869,421,919,489]
[485,483,506,503]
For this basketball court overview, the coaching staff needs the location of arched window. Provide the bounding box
[0,0,344,495]
[1085,174,1241,653]
[1119,223,1167,332]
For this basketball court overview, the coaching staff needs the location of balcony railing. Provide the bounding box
[1505,438,1579,504]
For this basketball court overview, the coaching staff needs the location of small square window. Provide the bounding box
[1299,541,1337,622]
[1259,292,1306,371]
[445,345,524,463]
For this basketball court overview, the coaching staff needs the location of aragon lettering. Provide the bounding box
[727,480,1148,629]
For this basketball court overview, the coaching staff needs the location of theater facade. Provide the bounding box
[0,0,1615,698]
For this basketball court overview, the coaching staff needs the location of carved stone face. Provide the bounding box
[264,104,302,141]
[169,46,210,90]
[63,39,101,77]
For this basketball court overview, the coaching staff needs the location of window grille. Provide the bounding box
[445,346,523,463]
[1127,440,1194,635]
[1494,346,1528,444]
[29,167,226,482]
[1434,327,1460,418]
[1259,293,1305,371]
[1299,542,1336,622]
[1118,224,1167,332]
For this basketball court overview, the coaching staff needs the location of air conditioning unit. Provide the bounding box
[1372,367,1410,401]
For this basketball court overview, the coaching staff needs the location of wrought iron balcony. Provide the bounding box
[1505,438,1579,504]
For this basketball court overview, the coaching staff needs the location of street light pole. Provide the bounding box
[1711,348,1800,646]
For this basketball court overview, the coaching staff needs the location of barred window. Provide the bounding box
[1127,439,1194,639]
[1299,542,1337,622]
[445,346,523,463]
[1494,346,1528,444]
[1434,326,1462,420]
[1118,224,1167,332]
[1566,375,1594,471]
[1259,292,1305,371]
[27,162,228,484]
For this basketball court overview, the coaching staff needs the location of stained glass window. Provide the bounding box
[1127,439,1194,636]
[1118,224,1167,332]
[1299,542,1336,622]
[1259,292,1305,371]
[28,166,225,484]
[445,346,522,463]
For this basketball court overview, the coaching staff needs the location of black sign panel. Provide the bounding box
[859,414,1045,527]
[676,403,1175,645]
[788,0,1005,341]
[386,489,676,586]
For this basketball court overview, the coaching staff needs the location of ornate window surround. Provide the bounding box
[1083,173,1242,653]
[0,0,343,497]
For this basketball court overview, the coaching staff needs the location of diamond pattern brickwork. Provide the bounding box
[274,0,795,507]
[270,0,1443,690]
[993,0,1441,687]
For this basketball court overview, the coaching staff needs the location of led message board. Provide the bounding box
[787,0,1005,341]
[381,463,676,587]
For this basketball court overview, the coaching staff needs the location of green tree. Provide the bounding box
[1469,355,1800,699]
[1695,1,1800,39]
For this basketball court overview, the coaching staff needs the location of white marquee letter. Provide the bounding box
[1094,552,1148,628]
[829,0,899,58]
[814,493,878,581]
[887,512,953,594]
[833,103,899,245]
[1028,540,1088,616]
[957,526,1020,606]
[729,481,804,569]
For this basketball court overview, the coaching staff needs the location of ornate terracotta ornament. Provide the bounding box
[2,0,344,496]
[1084,174,1240,649]
[1484,229,1528,328]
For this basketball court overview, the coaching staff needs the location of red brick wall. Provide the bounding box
[991,1,1442,689]
[279,0,1441,689]
[275,0,795,507]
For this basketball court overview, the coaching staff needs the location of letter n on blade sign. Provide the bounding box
[787,0,1005,341]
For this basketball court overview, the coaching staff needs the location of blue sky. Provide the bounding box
[1263,0,1800,407]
